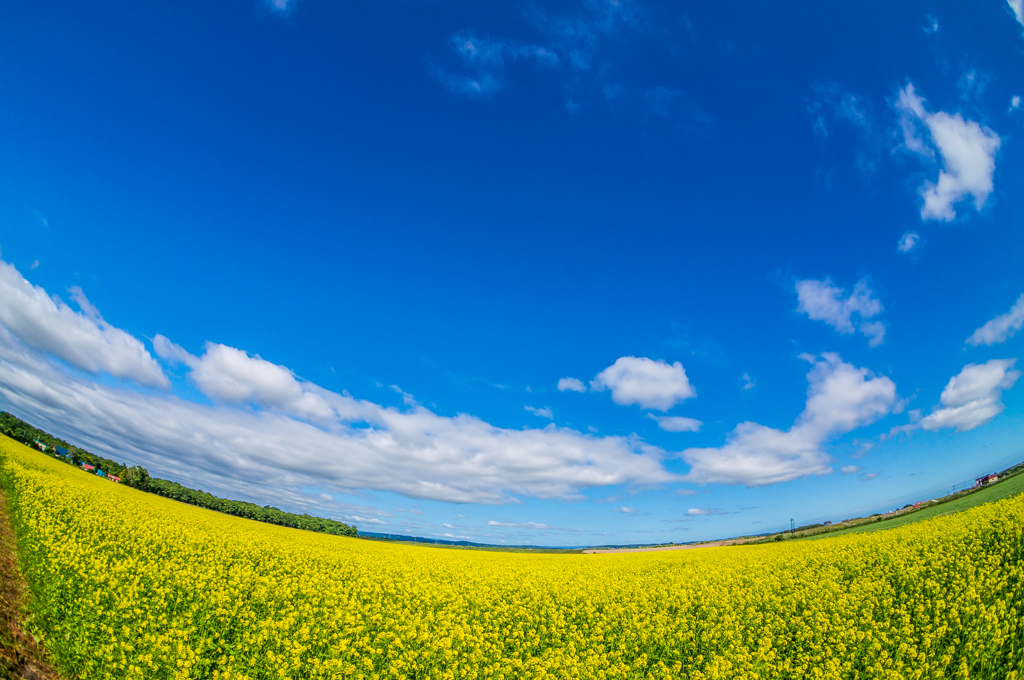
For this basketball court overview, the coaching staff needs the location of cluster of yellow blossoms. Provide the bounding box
[1,437,1022,680]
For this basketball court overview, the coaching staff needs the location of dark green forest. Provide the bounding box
[0,411,357,538]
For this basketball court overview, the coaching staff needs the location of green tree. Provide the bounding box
[124,465,151,491]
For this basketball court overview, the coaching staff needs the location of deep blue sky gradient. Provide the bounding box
[1,0,1022,544]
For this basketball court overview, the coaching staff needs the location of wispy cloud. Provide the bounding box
[436,31,559,97]
[807,81,881,178]
[897,232,920,253]
[645,87,680,117]
[557,376,587,392]
[525,405,554,419]
[647,414,702,432]
[438,0,642,102]
[434,69,502,97]
[488,520,552,529]
[264,0,296,15]
[967,294,1024,346]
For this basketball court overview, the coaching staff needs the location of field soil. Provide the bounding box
[0,490,59,680]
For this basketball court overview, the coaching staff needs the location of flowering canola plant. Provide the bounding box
[1,437,1023,680]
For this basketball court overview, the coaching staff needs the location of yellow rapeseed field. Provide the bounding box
[1,437,1023,680]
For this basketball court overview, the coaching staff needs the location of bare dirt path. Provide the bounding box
[0,489,60,679]
[583,537,762,554]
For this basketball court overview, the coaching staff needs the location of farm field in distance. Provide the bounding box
[804,470,1024,540]
[2,437,1024,679]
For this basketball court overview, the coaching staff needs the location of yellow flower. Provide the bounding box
[2,434,1023,680]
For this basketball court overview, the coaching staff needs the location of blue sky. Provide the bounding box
[0,0,1023,545]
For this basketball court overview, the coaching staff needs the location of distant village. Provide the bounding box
[32,439,122,483]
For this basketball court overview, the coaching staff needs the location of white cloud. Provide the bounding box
[685,508,716,516]
[897,232,920,253]
[860,473,879,482]
[0,259,679,506]
[647,414,702,432]
[674,488,697,495]
[682,353,897,487]
[488,520,551,529]
[1011,96,1021,113]
[155,338,337,422]
[28,260,39,270]
[591,356,696,411]
[919,359,1020,432]
[525,405,553,419]
[613,506,636,514]
[923,15,940,34]
[795,278,885,346]
[966,294,1024,346]
[895,83,1001,222]
[742,373,755,391]
[557,377,586,392]
[841,465,861,474]
[0,260,167,388]
[1009,0,1024,27]
[346,515,386,525]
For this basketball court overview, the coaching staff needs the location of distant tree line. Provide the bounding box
[0,412,129,476]
[0,411,357,538]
